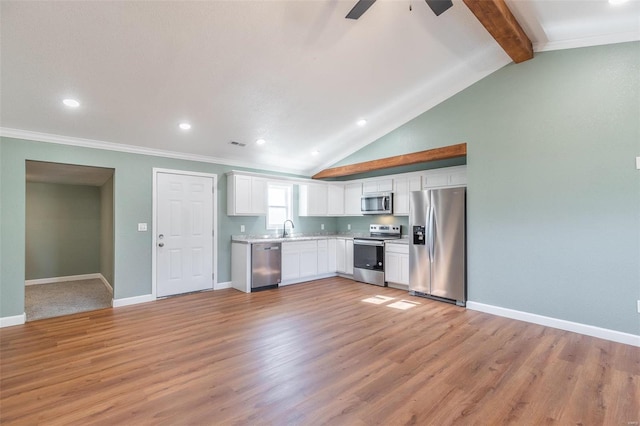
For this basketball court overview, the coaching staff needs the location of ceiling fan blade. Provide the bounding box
[346,0,376,19]
[425,0,453,16]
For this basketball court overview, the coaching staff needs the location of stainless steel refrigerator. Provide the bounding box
[409,188,466,306]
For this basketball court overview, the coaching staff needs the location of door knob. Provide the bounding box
[158,242,164,247]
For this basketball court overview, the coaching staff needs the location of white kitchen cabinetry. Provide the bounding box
[317,239,328,274]
[344,183,363,216]
[231,242,251,293]
[422,166,467,189]
[227,172,267,216]
[385,243,409,288]
[327,238,337,272]
[363,179,393,194]
[299,183,328,216]
[393,176,422,216]
[327,184,345,216]
[282,240,319,285]
[336,238,354,275]
[300,243,318,278]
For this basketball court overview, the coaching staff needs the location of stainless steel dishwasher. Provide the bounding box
[251,242,281,291]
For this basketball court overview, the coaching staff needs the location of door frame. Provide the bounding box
[151,168,218,298]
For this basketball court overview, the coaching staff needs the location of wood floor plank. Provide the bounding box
[1,277,638,425]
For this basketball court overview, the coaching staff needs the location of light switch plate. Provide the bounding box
[138,223,147,232]
[636,156,640,170]
[240,225,245,233]
[637,300,640,314]
[348,224,351,230]
[321,224,325,230]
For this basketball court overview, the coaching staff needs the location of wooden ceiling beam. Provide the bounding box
[312,143,466,179]
[463,0,533,64]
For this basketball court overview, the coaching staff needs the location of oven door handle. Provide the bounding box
[354,239,384,247]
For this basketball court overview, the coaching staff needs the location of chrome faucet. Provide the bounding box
[283,219,295,238]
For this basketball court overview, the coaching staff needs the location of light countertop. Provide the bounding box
[231,234,410,244]
[231,233,362,244]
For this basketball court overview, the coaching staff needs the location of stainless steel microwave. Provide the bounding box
[361,193,393,215]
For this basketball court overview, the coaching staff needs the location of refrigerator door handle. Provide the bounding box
[427,202,434,262]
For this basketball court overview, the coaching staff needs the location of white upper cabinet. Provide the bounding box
[226,166,465,218]
[344,183,363,216]
[422,166,467,189]
[393,176,422,216]
[227,172,267,216]
[327,183,345,216]
[299,183,328,216]
[362,178,393,194]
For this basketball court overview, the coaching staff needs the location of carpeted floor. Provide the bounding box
[25,279,113,321]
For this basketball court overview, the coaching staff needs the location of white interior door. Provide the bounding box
[157,172,213,297]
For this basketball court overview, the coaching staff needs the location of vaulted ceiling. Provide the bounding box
[1,0,638,177]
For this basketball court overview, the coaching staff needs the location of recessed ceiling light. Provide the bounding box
[62,98,80,108]
[608,0,628,4]
[311,150,319,156]
[256,139,266,145]
[179,122,191,131]
[357,119,367,127]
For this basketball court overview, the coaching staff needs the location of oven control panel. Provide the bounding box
[369,224,401,235]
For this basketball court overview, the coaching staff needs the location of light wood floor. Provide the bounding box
[1,277,638,425]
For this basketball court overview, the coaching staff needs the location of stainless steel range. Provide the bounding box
[353,224,402,286]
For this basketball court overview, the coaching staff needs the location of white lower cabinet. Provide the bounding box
[281,245,301,283]
[336,238,354,275]
[282,240,317,285]
[317,239,337,275]
[300,243,318,278]
[385,243,409,287]
[327,239,337,273]
[237,237,353,290]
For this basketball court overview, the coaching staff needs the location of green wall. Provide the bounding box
[0,141,319,317]
[1,42,638,336]
[25,182,101,279]
[334,42,640,335]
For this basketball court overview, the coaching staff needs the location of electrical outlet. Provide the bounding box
[347,224,351,230]
[637,300,640,314]
[321,224,325,230]
[636,157,640,170]
[240,225,245,233]
[137,223,147,232]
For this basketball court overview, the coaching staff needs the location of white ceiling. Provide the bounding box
[1,0,638,177]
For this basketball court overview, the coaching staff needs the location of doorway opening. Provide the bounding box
[25,160,115,321]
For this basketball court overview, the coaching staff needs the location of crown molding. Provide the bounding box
[533,31,640,52]
[0,127,305,176]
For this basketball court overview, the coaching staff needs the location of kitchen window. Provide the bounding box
[266,183,292,230]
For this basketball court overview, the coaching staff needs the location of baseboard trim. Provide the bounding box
[26,273,103,286]
[1,313,26,328]
[98,275,114,295]
[113,294,155,308]
[466,301,640,347]
[214,281,232,290]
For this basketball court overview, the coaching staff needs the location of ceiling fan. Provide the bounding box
[346,0,453,19]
